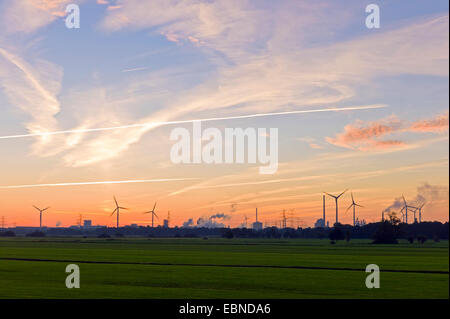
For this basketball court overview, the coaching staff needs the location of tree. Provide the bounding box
[417,235,427,244]
[222,230,234,239]
[372,214,401,244]
[329,227,345,241]
[387,212,401,226]
[26,231,45,237]
[345,230,351,242]
[0,231,15,237]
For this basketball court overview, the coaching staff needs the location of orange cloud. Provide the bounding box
[32,0,70,17]
[326,116,402,150]
[107,5,122,10]
[327,112,448,151]
[358,140,407,151]
[410,112,449,133]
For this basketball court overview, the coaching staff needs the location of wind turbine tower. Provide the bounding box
[346,193,363,226]
[144,202,158,228]
[111,196,128,228]
[322,195,326,227]
[33,205,50,229]
[401,195,418,224]
[418,203,425,223]
[325,189,348,225]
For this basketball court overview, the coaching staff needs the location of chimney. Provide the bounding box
[256,208,258,222]
[322,195,325,225]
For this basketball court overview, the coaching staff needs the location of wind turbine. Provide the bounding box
[33,206,50,229]
[401,195,418,224]
[111,196,128,228]
[346,193,363,226]
[144,202,158,228]
[417,202,425,223]
[325,189,348,225]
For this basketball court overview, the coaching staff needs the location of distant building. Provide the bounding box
[130,224,138,228]
[83,220,92,227]
[163,219,169,228]
[355,218,366,227]
[252,208,263,230]
[314,218,325,228]
[252,221,263,230]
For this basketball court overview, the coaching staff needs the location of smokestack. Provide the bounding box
[256,208,258,222]
[382,211,384,222]
[322,195,325,226]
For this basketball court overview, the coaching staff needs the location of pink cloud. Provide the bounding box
[326,116,402,149]
[410,112,449,133]
[327,112,448,151]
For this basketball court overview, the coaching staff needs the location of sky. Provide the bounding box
[0,0,448,228]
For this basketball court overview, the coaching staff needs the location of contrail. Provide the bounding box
[0,178,198,190]
[0,104,387,140]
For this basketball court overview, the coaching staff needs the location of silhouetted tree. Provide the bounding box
[417,235,427,244]
[372,214,401,244]
[329,227,345,241]
[26,231,45,237]
[0,231,15,237]
[222,230,234,239]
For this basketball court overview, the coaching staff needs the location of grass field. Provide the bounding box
[0,237,448,298]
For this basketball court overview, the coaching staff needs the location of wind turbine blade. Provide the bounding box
[33,205,40,211]
[153,212,158,219]
[346,204,353,212]
[337,189,348,198]
[402,195,407,206]
[351,192,354,202]
[324,192,336,199]
[113,195,118,207]
[42,207,50,211]
[355,204,364,208]
[111,208,118,216]
[143,211,152,214]
[153,201,157,212]
[119,207,128,210]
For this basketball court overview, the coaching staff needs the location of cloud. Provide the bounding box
[0,0,75,34]
[182,218,194,227]
[384,183,449,215]
[327,112,449,151]
[0,47,63,153]
[196,216,225,228]
[415,183,449,204]
[326,115,403,150]
[209,213,230,220]
[0,2,447,169]
[410,112,449,133]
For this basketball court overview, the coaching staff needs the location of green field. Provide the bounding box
[0,237,448,298]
